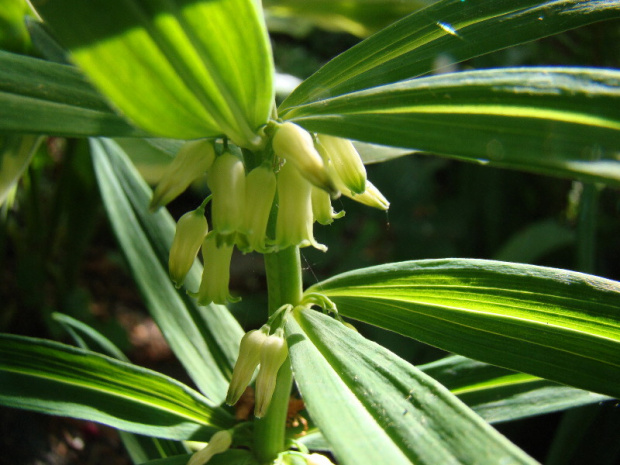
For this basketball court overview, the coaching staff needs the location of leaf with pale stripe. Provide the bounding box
[280,0,620,110]
[92,138,243,405]
[32,0,273,146]
[0,51,141,138]
[306,259,620,399]
[0,334,234,440]
[284,67,620,186]
[286,309,536,465]
[419,355,611,424]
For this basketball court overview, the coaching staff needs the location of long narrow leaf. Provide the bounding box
[306,259,620,399]
[99,138,244,374]
[419,355,611,424]
[34,0,273,146]
[0,51,141,137]
[92,138,243,405]
[280,0,620,109]
[286,309,536,465]
[284,67,620,186]
[0,334,234,440]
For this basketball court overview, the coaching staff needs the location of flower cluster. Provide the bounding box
[157,122,389,306]
[226,325,289,418]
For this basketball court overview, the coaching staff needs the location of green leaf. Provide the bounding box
[0,134,41,206]
[493,219,575,263]
[265,0,436,38]
[307,259,620,399]
[283,67,620,186]
[280,0,620,109]
[419,355,611,424]
[33,0,274,146]
[52,312,129,361]
[0,50,142,137]
[52,312,190,462]
[91,138,243,405]
[286,309,536,465]
[0,334,234,440]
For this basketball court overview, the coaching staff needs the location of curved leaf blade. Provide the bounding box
[33,0,274,145]
[420,355,611,424]
[92,138,243,405]
[307,259,620,399]
[284,67,620,186]
[0,334,234,440]
[286,309,536,465]
[0,51,142,138]
[280,0,620,110]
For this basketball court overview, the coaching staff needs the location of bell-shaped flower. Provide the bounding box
[254,328,289,418]
[311,186,344,226]
[240,165,276,253]
[275,162,326,252]
[150,139,215,210]
[187,429,233,465]
[168,207,209,288]
[316,134,367,196]
[272,122,336,194]
[193,235,238,305]
[207,151,246,247]
[226,325,270,405]
[346,179,390,211]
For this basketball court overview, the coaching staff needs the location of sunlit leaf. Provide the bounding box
[307,259,620,399]
[0,51,142,137]
[33,0,274,146]
[0,334,234,440]
[286,309,536,465]
[284,68,620,186]
[281,0,620,109]
[92,138,243,405]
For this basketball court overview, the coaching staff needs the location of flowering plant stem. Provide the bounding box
[254,246,302,462]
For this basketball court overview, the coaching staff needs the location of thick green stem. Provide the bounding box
[254,246,302,463]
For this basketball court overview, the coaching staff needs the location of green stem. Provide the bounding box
[254,246,302,463]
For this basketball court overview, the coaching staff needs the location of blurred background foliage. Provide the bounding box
[1,0,619,463]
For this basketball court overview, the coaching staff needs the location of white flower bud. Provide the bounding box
[347,179,390,210]
[305,453,337,465]
[187,430,233,465]
[272,122,336,194]
[240,165,276,253]
[311,186,344,226]
[207,151,246,246]
[150,139,215,210]
[254,328,289,418]
[275,162,326,252]
[168,208,209,287]
[193,236,237,305]
[226,325,270,406]
[316,134,367,195]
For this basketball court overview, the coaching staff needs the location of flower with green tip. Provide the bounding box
[254,327,289,418]
[347,179,390,210]
[226,325,270,405]
[150,139,215,210]
[207,151,246,246]
[275,162,326,252]
[316,134,367,196]
[311,186,345,226]
[186,429,233,465]
[193,235,237,305]
[272,122,336,194]
[168,207,209,288]
[240,165,276,253]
